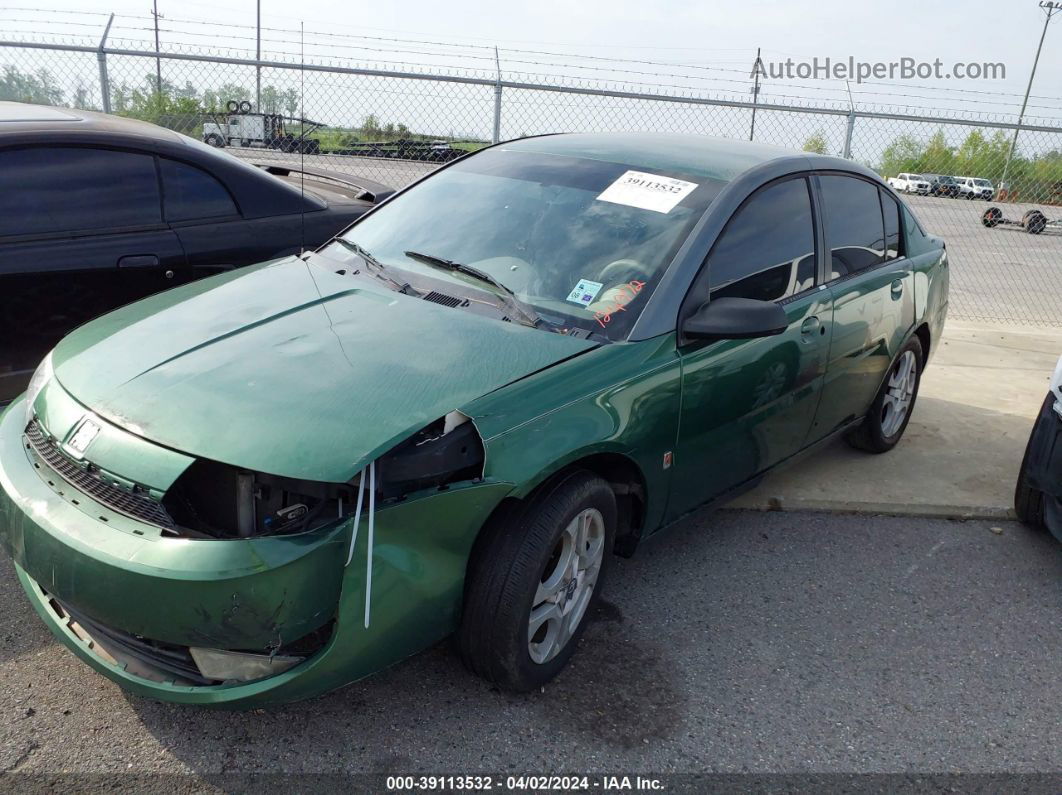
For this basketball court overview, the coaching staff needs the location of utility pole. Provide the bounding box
[749,47,761,141]
[256,0,261,111]
[1001,0,1061,194]
[151,0,162,95]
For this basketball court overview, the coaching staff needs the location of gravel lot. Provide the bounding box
[1,509,1059,781]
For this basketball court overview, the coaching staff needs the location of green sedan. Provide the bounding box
[0,133,948,707]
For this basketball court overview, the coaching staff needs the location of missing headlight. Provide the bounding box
[377,412,484,499]
[161,413,484,538]
[162,460,355,539]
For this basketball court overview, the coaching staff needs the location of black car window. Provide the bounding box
[880,189,904,261]
[160,158,239,221]
[0,146,160,237]
[705,177,817,303]
[820,174,885,281]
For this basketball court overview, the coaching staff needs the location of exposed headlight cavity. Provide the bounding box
[24,352,53,426]
[159,411,484,540]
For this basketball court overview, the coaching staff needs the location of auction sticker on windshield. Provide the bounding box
[566,278,604,307]
[596,170,698,213]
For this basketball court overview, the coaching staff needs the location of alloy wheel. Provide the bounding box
[881,350,917,437]
[527,508,605,664]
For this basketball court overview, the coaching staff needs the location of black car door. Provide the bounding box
[157,156,270,274]
[0,145,186,386]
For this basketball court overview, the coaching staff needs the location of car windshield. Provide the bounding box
[334,148,724,340]
[974,179,991,187]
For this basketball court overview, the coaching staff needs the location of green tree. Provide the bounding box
[259,85,281,114]
[879,135,926,177]
[922,129,953,174]
[283,88,299,117]
[0,65,64,105]
[801,130,828,154]
[201,83,251,112]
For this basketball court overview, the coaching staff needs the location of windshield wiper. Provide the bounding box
[403,250,544,329]
[333,238,412,293]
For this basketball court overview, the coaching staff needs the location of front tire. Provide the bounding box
[459,471,616,692]
[846,337,923,454]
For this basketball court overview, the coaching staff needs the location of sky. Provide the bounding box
[7,0,1062,117]
[3,0,1062,156]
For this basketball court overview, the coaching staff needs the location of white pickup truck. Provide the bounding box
[887,173,931,195]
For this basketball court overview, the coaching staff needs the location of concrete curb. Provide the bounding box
[729,497,1017,522]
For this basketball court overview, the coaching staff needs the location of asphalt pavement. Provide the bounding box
[1,509,1059,781]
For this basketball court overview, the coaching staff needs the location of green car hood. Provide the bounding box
[51,257,595,482]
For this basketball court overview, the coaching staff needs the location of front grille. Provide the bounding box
[24,420,175,531]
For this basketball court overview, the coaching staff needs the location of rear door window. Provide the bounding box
[160,158,239,222]
[0,146,161,237]
[819,174,885,280]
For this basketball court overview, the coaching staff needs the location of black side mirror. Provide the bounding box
[682,296,789,341]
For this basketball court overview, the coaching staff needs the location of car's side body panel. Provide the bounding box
[468,335,680,535]
[669,288,833,520]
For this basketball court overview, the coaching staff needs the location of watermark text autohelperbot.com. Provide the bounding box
[752,56,1005,82]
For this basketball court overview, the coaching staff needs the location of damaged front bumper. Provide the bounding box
[0,398,512,707]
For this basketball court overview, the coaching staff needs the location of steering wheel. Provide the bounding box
[597,258,646,285]
[588,259,649,314]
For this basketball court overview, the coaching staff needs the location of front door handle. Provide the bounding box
[117,254,161,268]
[800,316,822,337]
[891,279,904,298]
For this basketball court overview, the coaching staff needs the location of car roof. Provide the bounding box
[0,101,185,140]
[501,132,831,183]
[0,101,324,218]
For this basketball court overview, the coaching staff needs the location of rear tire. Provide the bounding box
[1014,395,1050,529]
[982,207,1002,227]
[846,337,923,454]
[459,471,615,692]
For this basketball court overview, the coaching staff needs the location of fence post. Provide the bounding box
[843,111,855,159]
[492,46,502,144]
[96,13,114,113]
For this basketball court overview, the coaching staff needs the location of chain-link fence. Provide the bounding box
[3,38,1061,327]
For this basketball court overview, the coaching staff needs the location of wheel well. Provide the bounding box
[566,453,647,557]
[475,454,648,562]
[913,323,931,364]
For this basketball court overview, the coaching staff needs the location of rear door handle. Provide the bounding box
[891,279,904,298]
[117,254,160,268]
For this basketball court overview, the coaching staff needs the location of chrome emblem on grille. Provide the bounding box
[65,418,101,458]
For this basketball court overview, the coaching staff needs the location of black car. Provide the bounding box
[0,102,392,400]
[1015,356,1062,543]
[923,173,959,198]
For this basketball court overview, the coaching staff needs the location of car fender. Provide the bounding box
[465,335,682,536]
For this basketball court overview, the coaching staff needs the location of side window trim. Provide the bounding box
[878,187,907,265]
